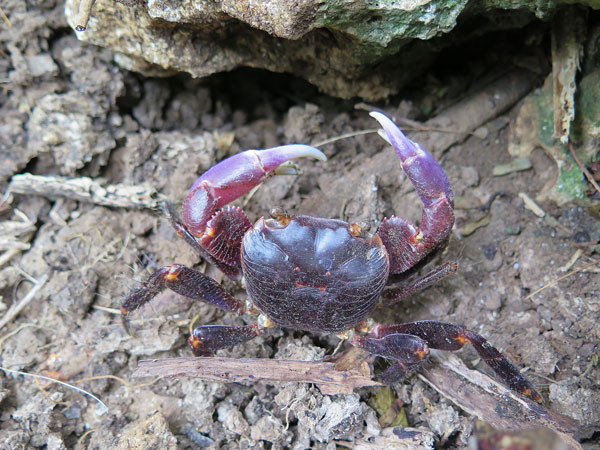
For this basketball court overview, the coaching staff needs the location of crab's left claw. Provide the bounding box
[182,145,326,237]
[370,111,454,274]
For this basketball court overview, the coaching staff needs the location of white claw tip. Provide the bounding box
[274,144,327,162]
[299,145,327,162]
[369,111,409,145]
[369,111,396,132]
[369,111,385,120]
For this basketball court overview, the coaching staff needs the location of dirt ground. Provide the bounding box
[1,2,599,449]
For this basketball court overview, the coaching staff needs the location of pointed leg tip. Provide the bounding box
[188,335,215,357]
[121,308,133,336]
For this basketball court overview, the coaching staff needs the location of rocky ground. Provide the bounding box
[0,1,599,449]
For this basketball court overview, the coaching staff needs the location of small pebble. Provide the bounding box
[63,406,81,419]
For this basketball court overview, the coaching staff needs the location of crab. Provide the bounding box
[121,111,541,402]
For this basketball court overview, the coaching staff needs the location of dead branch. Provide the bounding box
[72,0,96,31]
[355,70,534,158]
[419,352,581,450]
[132,356,382,395]
[523,258,600,301]
[7,174,162,210]
[569,142,600,195]
[341,426,435,450]
[355,70,534,155]
[0,208,36,267]
[0,6,12,28]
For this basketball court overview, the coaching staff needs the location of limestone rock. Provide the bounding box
[65,0,596,99]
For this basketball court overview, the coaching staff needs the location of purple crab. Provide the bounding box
[121,112,541,402]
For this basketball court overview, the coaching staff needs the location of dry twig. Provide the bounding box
[409,70,534,156]
[72,0,96,31]
[0,248,21,267]
[523,258,600,301]
[312,128,379,147]
[0,7,11,28]
[419,352,581,450]
[551,8,586,144]
[569,142,600,195]
[8,174,161,210]
[0,208,36,267]
[133,356,382,395]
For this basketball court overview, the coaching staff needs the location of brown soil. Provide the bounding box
[0,2,598,449]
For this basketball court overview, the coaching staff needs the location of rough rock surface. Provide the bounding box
[65,0,597,99]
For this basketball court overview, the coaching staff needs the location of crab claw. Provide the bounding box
[183,145,326,236]
[369,111,455,272]
[369,111,453,208]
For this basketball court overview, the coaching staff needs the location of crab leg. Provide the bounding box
[370,112,454,274]
[121,264,244,334]
[178,145,326,272]
[188,324,263,356]
[382,261,458,306]
[353,320,542,402]
[165,203,243,280]
[352,332,430,384]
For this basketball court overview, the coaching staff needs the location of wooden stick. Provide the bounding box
[419,352,581,449]
[7,174,161,210]
[569,142,600,195]
[72,0,96,31]
[411,69,534,156]
[132,356,382,395]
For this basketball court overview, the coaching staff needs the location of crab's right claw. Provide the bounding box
[182,145,326,236]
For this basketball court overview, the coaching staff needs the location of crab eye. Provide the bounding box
[348,222,372,239]
[265,218,286,228]
[267,207,291,228]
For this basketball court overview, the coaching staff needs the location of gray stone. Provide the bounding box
[26,91,116,176]
[112,412,178,450]
[64,0,595,99]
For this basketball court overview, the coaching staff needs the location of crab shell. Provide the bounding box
[242,215,389,332]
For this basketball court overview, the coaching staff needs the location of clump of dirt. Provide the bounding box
[1,2,599,449]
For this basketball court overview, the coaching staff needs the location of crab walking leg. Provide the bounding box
[188,324,263,356]
[351,333,430,384]
[365,320,542,402]
[382,261,458,306]
[370,112,454,273]
[121,265,244,334]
